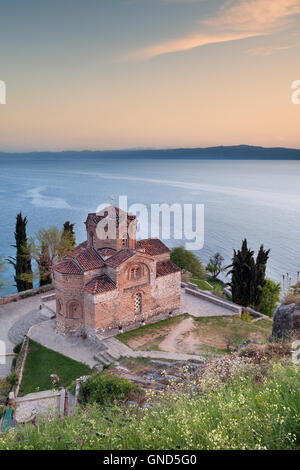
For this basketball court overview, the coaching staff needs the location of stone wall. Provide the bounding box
[0,284,54,307]
[91,271,181,334]
[55,272,85,336]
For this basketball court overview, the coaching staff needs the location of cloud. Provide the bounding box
[123,0,300,60]
[126,31,265,60]
[245,44,296,56]
[204,0,300,32]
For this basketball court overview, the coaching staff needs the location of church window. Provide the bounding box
[134,293,142,314]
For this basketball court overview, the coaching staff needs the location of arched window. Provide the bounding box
[130,266,141,280]
[122,234,128,248]
[134,293,142,314]
[68,300,82,319]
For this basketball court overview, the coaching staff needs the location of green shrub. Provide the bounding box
[260,279,281,317]
[170,246,205,278]
[7,371,18,387]
[0,378,10,397]
[13,343,22,355]
[82,371,141,406]
[241,312,252,323]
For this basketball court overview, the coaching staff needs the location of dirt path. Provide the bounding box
[159,317,195,353]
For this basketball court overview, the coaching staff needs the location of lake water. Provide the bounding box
[0,154,300,295]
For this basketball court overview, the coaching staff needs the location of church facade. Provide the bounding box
[52,206,181,336]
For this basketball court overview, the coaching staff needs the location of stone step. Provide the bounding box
[103,337,133,358]
[93,352,111,366]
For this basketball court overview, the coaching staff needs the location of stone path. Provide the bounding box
[7,306,54,345]
[180,289,237,317]
[28,320,105,369]
[0,294,51,378]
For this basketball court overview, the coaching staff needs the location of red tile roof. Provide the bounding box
[105,249,135,268]
[53,260,82,275]
[136,238,170,256]
[156,260,181,277]
[97,247,117,258]
[85,274,116,294]
[67,245,104,271]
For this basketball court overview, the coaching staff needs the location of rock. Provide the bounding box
[142,403,152,409]
[127,401,138,407]
[272,303,300,340]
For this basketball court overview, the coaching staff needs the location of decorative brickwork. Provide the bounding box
[53,205,181,336]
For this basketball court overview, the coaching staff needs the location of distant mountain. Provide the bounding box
[1,145,300,160]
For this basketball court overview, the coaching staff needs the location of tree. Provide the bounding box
[38,242,52,286]
[170,246,205,278]
[259,279,281,317]
[251,245,270,309]
[0,257,7,292]
[227,239,270,308]
[7,213,33,292]
[62,221,76,251]
[226,239,255,307]
[206,252,225,279]
[29,226,73,285]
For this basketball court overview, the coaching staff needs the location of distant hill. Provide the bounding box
[1,145,300,160]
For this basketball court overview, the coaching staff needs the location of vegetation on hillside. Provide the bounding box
[1,360,298,450]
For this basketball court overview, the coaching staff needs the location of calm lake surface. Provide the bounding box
[0,154,300,294]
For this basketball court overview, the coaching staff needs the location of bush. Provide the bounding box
[241,312,252,323]
[170,247,205,278]
[0,378,10,397]
[259,279,281,317]
[13,343,22,355]
[81,371,141,406]
[7,371,18,387]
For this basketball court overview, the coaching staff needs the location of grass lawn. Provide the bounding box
[193,316,272,352]
[116,313,273,359]
[190,278,224,292]
[20,340,92,395]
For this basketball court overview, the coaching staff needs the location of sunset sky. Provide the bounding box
[0,0,300,151]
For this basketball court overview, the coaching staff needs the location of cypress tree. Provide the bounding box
[227,239,255,307]
[251,245,270,309]
[7,212,33,292]
[62,221,76,250]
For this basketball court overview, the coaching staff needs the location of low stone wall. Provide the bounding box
[14,336,30,398]
[13,389,65,423]
[242,306,269,322]
[185,287,242,315]
[0,284,54,307]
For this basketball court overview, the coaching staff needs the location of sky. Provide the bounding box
[0,0,299,151]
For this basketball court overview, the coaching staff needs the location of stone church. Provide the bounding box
[53,206,181,336]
